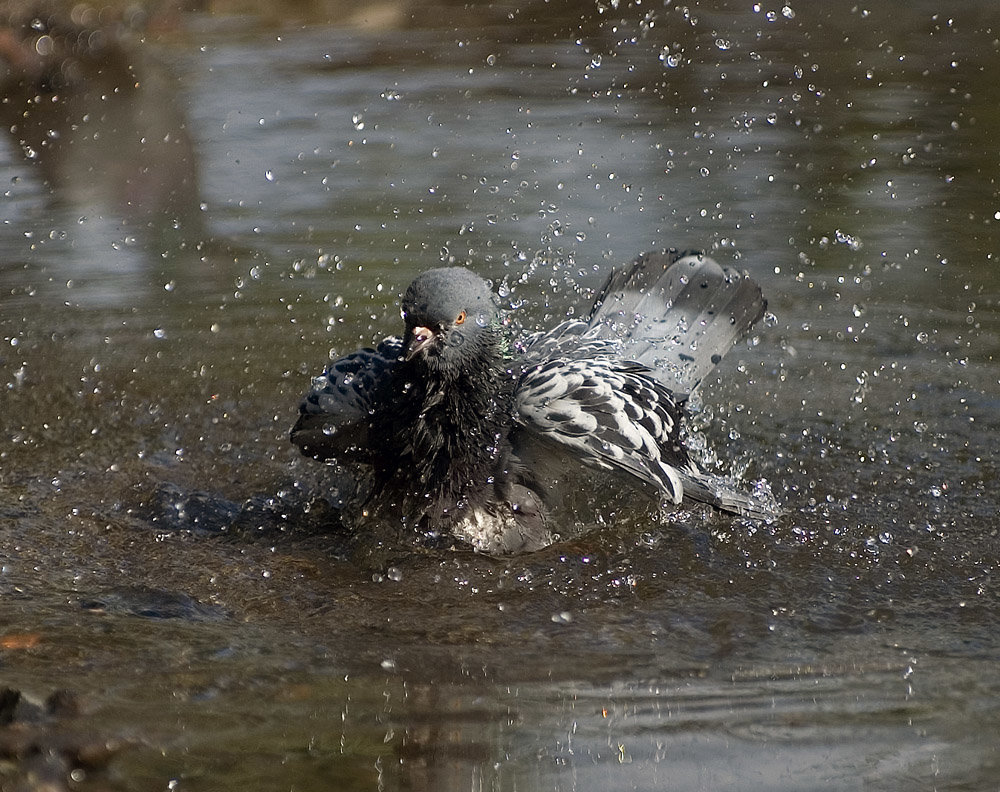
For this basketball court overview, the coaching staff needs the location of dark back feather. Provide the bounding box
[290,337,402,463]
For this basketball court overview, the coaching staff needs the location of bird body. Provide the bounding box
[367,328,513,531]
[292,251,771,554]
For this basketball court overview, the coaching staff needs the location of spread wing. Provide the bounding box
[517,251,766,397]
[512,357,689,503]
[516,319,623,364]
[290,337,401,464]
[510,251,775,519]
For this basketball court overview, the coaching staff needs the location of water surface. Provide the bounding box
[1,1,998,789]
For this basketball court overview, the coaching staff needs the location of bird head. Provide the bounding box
[400,267,499,370]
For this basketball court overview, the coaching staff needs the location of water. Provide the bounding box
[1,1,999,789]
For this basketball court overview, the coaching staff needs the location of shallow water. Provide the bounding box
[1,1,999,789]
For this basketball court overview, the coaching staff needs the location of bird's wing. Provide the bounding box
[516,319,623,363]
[513,357,689,503]
[511,251,772,520]
[290,336,401,464]
[675,468,780,521]
[587,250,766,396]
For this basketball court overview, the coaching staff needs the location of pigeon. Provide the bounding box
[291,250,770,554]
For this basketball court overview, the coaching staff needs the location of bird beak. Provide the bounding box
[405,325,437,360]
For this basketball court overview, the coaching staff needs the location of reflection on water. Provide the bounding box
[1,0,999,790]
[0,4,203,228]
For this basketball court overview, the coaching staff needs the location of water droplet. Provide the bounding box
[659,47,680,67]
[834,229,862,250]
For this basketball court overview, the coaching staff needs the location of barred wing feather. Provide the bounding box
[514,358,689,503]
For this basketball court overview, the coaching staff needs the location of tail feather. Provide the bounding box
[677,468,780,521]
[589,250,766,395]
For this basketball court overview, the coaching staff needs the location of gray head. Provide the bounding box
[400,267,499,369]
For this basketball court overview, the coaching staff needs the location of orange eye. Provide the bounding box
[454,310,467,325]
